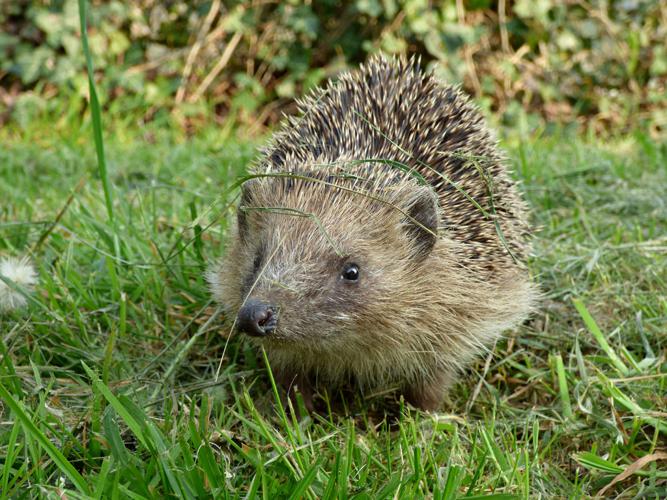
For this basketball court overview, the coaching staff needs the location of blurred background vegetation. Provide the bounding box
[1,0,666,138]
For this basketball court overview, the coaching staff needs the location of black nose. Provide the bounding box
[236,299,277,337]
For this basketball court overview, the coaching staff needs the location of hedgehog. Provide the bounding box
[209,56,536,411]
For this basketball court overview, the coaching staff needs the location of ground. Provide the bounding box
[0,120,665,498]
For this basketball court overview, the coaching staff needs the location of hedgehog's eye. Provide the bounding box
[341,263,360,282]
[251,246,264,276]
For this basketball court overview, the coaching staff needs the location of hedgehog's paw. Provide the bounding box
[402,373,451,412]
[273,367,314,416]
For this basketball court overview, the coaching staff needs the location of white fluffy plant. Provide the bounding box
[0,256,38,312]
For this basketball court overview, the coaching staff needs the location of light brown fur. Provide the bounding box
[209,56,537,411]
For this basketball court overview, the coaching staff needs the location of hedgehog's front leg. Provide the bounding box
[273,367,314,414]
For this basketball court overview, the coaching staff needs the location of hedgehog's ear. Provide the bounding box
[402,186,439,260]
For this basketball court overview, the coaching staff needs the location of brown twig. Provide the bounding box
[456,0,482,97]
[189,31,243,103]
[498,0,510,54]
[175,0,222,104]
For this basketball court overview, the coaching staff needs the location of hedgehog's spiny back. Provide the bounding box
[258,56,530,266]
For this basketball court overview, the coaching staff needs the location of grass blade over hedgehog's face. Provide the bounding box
[228,173,441,342]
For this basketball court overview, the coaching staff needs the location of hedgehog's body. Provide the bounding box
[210,57,536,410]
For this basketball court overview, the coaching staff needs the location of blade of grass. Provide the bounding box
[149,303,222,400]
[553,354,573,418]
[77,0,114,223]
[479,425,510,483]
[597,372,667,434]
[83,363,188,496]
[93,457,113,500]
[598,452,667,496]
[0,383,90,495]
[572,298,629,376]
[464,495,520,500]
[441,465,463,500]
[1,419,22,495]
[574,451,624,474]
[0,337,23,396]
[286,459,321,500]
[351,109,486,215]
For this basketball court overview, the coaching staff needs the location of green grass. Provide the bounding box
[0,3,660,497]
[0,118,665,497]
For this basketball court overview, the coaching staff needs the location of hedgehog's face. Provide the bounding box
[211,173,441,347]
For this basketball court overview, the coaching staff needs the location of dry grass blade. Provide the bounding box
[241,205,343,256]
[235,172,438,238]
[351,109,486,215]
[597,452,667,497]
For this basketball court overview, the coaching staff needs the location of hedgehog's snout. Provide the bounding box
[237,298,278,337]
